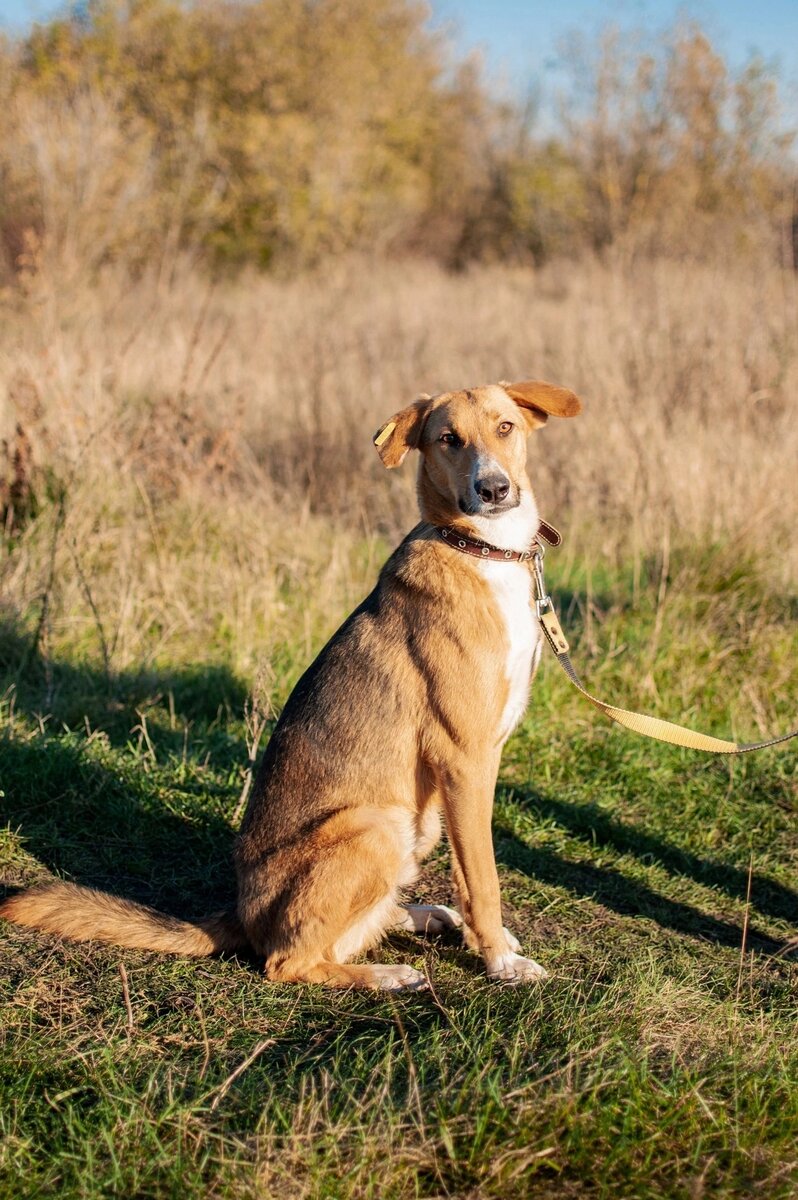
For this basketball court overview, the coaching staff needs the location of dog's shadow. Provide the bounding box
[494,783,798,956]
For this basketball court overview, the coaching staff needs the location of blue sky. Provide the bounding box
[1,0,796,100]
[430,2,798,97]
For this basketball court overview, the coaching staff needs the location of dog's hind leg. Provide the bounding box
[393,904,463,934]
[413,792,443,860]
[245,807,428,990]
[270,959,428,990]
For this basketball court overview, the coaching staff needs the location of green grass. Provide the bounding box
[1,541,797,1198]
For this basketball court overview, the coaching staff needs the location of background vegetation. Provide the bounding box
[1,2,797,1196]
[0,0,795,280]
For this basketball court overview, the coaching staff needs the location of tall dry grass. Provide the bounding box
[1,254,797,684]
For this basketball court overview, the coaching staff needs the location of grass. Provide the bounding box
[2,536,797,1199]
[3,256,798,567]
[1,251,797,1194]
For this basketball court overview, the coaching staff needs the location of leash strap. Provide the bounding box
[531,541,798,755]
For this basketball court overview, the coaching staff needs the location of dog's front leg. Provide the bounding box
[441,759,548,986]
[450,851,522,954]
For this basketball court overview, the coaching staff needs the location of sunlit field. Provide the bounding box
[1,253,797,1197]
[2,0,798,1192]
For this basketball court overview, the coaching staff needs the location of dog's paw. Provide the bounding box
[372,964,429,991]
[486,953,548,987]
[401,904,463,935]
[503,926,522,954]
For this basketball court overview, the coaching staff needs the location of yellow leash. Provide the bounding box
[530,530,798,755]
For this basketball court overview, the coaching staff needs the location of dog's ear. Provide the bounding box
[501,380,582,431]
[373,395,432,468]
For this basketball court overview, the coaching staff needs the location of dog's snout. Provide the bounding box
[475,475,510,505]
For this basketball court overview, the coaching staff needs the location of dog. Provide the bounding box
[1,379,581,989]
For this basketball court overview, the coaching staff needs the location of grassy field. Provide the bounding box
[1,257,797,1197]
[2,538,797,1198]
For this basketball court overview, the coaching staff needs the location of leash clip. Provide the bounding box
[531,543,552,618]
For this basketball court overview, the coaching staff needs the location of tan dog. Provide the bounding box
[1,380,581,989]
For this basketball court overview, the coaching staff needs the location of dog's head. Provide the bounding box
[374,380,581,527]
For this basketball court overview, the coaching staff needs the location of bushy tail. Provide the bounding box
[0,882,248,957]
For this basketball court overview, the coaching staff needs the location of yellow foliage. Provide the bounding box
[0,5,793,280]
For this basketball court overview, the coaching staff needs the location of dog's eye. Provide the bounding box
[439,432,459,446]
[497,421,514,436]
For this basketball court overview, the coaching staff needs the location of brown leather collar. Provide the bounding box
[435,519,561,562]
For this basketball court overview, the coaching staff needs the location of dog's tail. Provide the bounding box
[0,882,248,956]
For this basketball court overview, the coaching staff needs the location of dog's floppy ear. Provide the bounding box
[501,380,582,431]
[373,395,432,468]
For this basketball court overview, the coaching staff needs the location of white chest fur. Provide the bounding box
[478,558,540,741]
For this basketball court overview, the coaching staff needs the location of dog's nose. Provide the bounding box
[475,475,510,504]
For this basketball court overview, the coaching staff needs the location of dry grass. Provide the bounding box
[1,253,797,687]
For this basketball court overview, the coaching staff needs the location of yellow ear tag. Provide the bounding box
[373,421,396,447]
